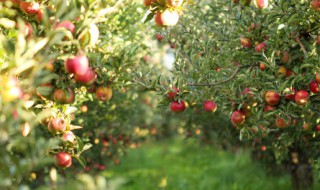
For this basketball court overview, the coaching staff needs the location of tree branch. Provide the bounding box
[295,37,308,57]
[187,64,257,87]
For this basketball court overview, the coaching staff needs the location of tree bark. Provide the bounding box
[289,149,314,190]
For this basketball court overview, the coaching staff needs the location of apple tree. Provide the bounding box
[141,0,320,189]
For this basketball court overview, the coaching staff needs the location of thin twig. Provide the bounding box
[295,37,308,57]
[187,64,257,87]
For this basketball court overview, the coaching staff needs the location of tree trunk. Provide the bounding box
[289,149,314,190]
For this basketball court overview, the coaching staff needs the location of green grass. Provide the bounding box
[103,138,293,190]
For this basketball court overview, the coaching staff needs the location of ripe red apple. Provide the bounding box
[285,69,295,78]
[231,110,245,127]
[255,42,267,52]
[302,123,311,131]
[317,36,320,45]
[48,118,66,134]
[61,131,75,143]
[154,10,180,27]
[65,55,89,75]
[54,20,76,34]
[315,125,320,132]
[170,100,186,112]
[54,152,72,168]
[275,117,290,128]
[170,43,177,49]
[259,62,266,71]
[309,80,320,93]
[203,101,217,112]
[155,34,164,41]
[74,68,96,85]
[284,88,296,100]
[53,88,75,104]
[316,73,320,83]
[311,0,320,12]
[264,91,280,106]
[36,9,43,23]
[65,88,75,104]
[241,88,254,97]
[166,0,183,7]
[167,87,179,99]
[240,36,251,48]
[20,1,39,16]
[143,0,156,6]
[253,0,268,9]
[264,105,275,112]
[295,90,309,105]
[95,86,112,101]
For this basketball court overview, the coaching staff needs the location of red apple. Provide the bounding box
[20,1,39,16]
[36,9,43,23]
[65,55,89,75]
[155,34,163,41]
[167,87,179,99]
[253,0,268,9]
[241,88,254,97]
[264,91,280,106]
[203,101,217,112]
[264,105,275,112]
[285,69,295,78]
[315,125,320,132]
[284,88,296,100]
[295,90,309,105]
[240,36,252,48]
[154,10,180,27]
[74,68,96,85]
[65,88,75,104]
[54,20,76,34]
[309,80,320,93]
[53,88,74,104]
[231,110,245,127]
[311,0,320,12]
[255,42,267,52]
[61,131,75,143]
[259,62,266,71]
[302,123,311,131]
[170,100,186,112]
[95,86,112,101]
[48,118,66,134]
[275,117,290,128]
[317,36,320,45]
[54,152,72,168]
[316,73,320,83]
[143,0,156,6]
[233,0,240,3]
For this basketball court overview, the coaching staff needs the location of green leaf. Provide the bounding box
[143,13,154,24]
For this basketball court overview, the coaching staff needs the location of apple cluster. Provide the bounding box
[143,0,186,27]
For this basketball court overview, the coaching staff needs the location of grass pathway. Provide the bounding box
[103,138,292,190]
